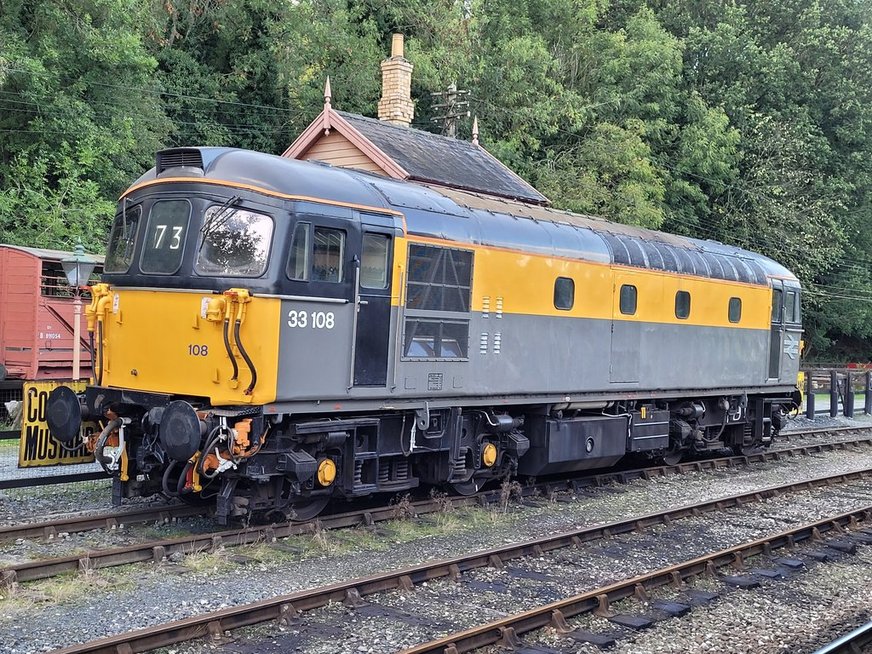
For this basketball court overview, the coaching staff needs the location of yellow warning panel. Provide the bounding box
[18,381,97,467]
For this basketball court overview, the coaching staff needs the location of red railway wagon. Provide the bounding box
[0,244,103,383]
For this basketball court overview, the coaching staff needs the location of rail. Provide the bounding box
[812,620,872,654]
[401,507,872,653]
[48,492,872,653]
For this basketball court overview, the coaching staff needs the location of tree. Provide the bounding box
[0,0,170,250]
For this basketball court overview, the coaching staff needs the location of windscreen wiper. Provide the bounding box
[199,194,241,242]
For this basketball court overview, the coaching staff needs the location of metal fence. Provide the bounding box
[0,381,23,425]
[0,379,109,493]
[803,369,872,419]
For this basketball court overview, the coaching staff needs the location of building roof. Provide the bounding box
[282,107,549,206]
[0,244,104,263]
[336,112,548,205]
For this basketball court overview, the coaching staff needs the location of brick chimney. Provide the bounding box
[377,34,414,127]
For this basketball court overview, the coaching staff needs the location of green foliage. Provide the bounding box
[1,0,871,357]
[0,0,169,249]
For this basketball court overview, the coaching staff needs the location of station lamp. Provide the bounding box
[61,241,98,381]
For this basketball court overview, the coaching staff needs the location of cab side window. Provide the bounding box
[771,288,783,322]
[361,233,390,289]
[312,227,344,282]
[784,289,798,323]
[286,222,310,281]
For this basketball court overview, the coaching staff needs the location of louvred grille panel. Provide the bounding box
[156,149,203,174]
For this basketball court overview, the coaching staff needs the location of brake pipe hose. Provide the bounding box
[94,417,124,476]
[223,316,239,382]
[234,318,257,395]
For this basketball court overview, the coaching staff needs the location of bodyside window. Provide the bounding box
[728,297,742,323]
[554,277,574,310]
[620,284,637,315]
[675,290,691,319]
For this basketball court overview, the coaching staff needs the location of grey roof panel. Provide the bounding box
[336,111,548,205]
[130,148,796,287]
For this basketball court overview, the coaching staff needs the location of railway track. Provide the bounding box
[3,426,870,543]
[401,508,872,654]
[40,467,872,653]
[0,423,865,493]
[813,620,872,654]
[0,502,206,542]
[3,434,872,588]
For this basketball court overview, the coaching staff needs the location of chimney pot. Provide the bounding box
[378,33,414,127]
[391,34,404,58]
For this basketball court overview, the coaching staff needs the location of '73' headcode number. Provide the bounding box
[287,310,335,329]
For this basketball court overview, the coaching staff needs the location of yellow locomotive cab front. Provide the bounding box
[88,283,280,406]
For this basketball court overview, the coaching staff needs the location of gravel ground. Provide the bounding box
[180,479,872,654]
[1,430,871,654]
[527,543,872,653]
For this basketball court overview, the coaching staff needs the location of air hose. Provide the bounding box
[96,321,104,386]
[222,317,239,381]
[162,460,181,497]
[234,318,257,395]
[94,417,123,476]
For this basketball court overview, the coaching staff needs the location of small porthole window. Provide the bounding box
[675,290,691,319]
[728,297,742,323]
[620,284,637,315]
[554,277,574,310]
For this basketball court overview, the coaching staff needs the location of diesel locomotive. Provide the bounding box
[46,147,803,523]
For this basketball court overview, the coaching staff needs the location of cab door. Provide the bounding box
[780,286,802,380]
[768,283,783,380]
[352,214,395,386]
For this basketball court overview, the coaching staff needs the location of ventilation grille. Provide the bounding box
[156,149,204,174]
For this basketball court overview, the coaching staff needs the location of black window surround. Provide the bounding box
[554,277,574,310]
[620,284,637,315]
[675,290,691,320]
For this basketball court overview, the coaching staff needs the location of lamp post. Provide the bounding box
[61,241,97,381]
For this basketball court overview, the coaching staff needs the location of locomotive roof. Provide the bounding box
[130,147,798,286]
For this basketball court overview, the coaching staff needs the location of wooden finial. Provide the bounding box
[322,77,333,135]
[472,115,479,145]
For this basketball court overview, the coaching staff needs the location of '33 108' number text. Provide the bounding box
[287,310,335,329]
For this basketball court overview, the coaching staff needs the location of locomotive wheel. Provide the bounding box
[736,443,764,457]
[288,495,330,521]
[451,478,482,496]
[178,490,213,506]
[663,447,683,466]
